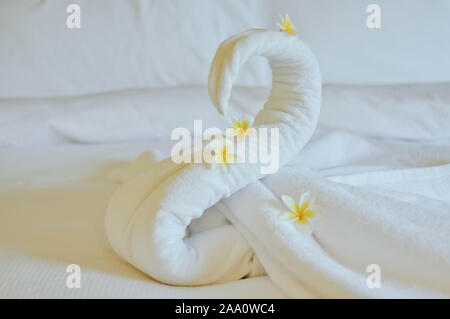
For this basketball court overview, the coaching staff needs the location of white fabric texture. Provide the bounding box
[104,29,450,298]
[1,130,450,298]
[2,0,450,98]
[1,83,449,148]
[0,177,284,298]
[1,4,450,296]
[218,166,450,298]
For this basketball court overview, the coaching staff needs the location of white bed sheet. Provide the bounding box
[1,84,449,149]
[1,84,449,298]
[0,143,287,298]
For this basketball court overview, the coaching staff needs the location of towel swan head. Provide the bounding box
[209,29,321,163]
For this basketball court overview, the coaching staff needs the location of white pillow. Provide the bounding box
[0,0,271,98]
[1,84,449,147]
[1,0,450,98]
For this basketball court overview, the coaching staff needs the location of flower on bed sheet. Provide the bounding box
[277,14,297,36]
[279,191,317,235]
[227,115,255,140]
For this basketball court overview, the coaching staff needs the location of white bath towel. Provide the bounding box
[105,29,450,298]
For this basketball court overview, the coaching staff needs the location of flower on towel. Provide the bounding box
[279,191,317,235]
[228,115,255,140]
[277,14,297,36]
[211,140,236,170]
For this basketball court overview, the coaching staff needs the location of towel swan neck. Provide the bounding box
[105,29,321,285]
[209,29,321,163]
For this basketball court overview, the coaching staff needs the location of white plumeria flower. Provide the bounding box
[227,115,256,140]
[279,191,318,235]
[277,13,297,36]
[208,138,242,171]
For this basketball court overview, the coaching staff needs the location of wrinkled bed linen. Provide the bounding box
[1,83,449,148]
[1,125,449,298]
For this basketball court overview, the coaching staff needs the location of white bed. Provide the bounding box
[1,83,449,298]
[1,1,449,298]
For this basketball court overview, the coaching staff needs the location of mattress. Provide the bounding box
[0,84,449,298]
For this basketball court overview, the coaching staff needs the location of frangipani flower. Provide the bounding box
[228,115,255,140]
[211,141,236,171]
[277,14,297,36]
[279,191,317,234]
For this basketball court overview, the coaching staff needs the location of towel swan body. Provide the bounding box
[105,29,321,285]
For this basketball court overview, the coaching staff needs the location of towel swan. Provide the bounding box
[105,29,321,286]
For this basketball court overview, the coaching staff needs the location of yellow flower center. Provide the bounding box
[291,202,314,224]
[215,145,235,166]
[278,14,297,36]
[222,146,228,162]
[232,120,251,138]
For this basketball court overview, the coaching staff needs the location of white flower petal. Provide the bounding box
[279,211,294,220]
[281,195,296,211]
[278,13,285,22]
[227,116,237,127]
[246,127,257,138]
[242,114,254,125]
[223,127,235,138]
[299,191,312,205]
